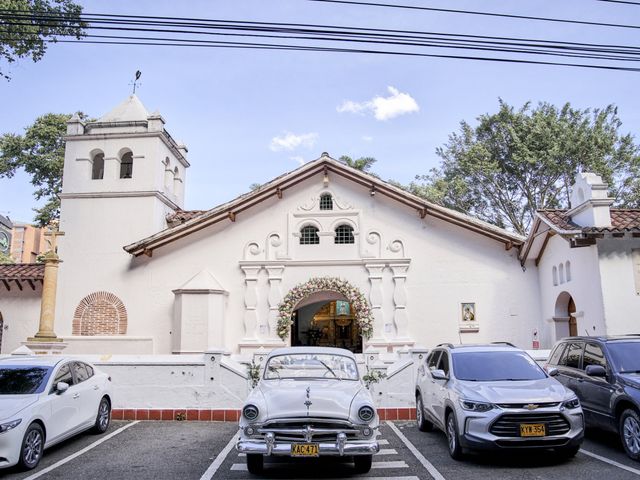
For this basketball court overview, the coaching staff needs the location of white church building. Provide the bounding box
[2,95,639,359]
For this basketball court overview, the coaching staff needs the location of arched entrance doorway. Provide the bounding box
[554,292,578,337]
[291,292,362,353]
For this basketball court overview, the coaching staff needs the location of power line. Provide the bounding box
[306,0,640,30]
[595,0,640,5]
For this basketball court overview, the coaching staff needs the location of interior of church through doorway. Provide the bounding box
[291,300,362,353]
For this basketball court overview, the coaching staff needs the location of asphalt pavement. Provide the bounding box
[1,420,639,479]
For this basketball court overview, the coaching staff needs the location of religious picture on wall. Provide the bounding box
[460,302,478,331]
[336,300,350,316]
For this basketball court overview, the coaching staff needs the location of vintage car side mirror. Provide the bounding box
[431,369,448,381]
[585,365,607,377]
[547,367,559,377]
[56,381,70,394]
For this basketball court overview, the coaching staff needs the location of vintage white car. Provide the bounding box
[236,347,379,474]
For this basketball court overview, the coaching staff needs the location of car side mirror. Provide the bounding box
[431,369,448,381]
[585,365,607,377]
[547,367,559,377]
[56,381,69,394]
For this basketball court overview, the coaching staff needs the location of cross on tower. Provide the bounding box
[44,229,65,254]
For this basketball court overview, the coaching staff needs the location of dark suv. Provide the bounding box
[545,336,640,461]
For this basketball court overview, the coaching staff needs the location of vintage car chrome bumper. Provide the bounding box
[236,436,379,456]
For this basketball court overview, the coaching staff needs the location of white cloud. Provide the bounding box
[337,86,419,121]
[290,156,306,166]
[269,132,318,152]
[362,135,373,142]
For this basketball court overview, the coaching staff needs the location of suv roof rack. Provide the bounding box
[490,342,516,347]
[436,343,455,349]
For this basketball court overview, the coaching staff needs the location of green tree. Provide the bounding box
[0,251,14,264]
[0,112,83,226]
[339,155,377,173]
[408,100,640,236]
[0,0,85,80]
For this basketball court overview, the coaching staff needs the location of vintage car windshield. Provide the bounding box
[264,353,359,381]
[607,342,640,373]
[452,351,547,381]
[0,366,53,395]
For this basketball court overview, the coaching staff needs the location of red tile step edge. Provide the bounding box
[111,408,416,422]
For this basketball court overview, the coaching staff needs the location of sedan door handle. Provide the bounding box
[73,393,80,399]
[93,385,99,390]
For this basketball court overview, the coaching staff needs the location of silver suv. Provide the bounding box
[415,343,584,459]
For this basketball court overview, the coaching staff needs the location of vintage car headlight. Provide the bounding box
[243,404,259,421]
[459,399,494,412]
[562,397,581,410]
[358,405,375,422]
[0,419,22,434]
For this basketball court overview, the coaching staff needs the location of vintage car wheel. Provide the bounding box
[620,408,640,461]
[246,453,264,474]
[92,397,111,434]
[354,455,372,473]
[446,412,464,460]
[19,423,44,470]
[416,395,433,432]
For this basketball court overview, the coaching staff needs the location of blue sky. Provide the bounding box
[1,0,639,223]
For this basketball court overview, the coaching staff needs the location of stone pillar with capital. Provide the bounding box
[266,265,286,343]
[390,263,411,341]
[365,264,386,343]
[240,266,261,343]
[25,228,67,354]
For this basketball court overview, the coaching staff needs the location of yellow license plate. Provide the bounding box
[291,443,319,457]
[520,423,546,437]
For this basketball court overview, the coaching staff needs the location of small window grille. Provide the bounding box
[300,226,320,245]
[320,194,333,210]
[334,225,354,244]
[120,152,133,179]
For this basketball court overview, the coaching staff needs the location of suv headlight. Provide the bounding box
[0,419,22,434]
[243,404,259,421]
[459,399,494,412]
[562,397,580,410]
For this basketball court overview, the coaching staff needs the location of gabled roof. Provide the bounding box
[124,154,525,257]
[519,208,640,265]
[0,263,44,291]
[98,94,150,123]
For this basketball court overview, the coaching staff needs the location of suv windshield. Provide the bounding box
[0,366,52,394]
[607,342,640,373]
[264,353,359,380]
[453,351,547,381]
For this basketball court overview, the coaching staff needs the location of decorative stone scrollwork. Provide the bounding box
[388,239,406,258]
[243,242,262,260]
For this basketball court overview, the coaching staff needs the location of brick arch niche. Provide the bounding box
[73,292,127,336]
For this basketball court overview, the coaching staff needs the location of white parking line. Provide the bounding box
[376,448,398,455]
[580,448,640,476]
[387,421,447,480]
[23,421,140,480]
[371,460,408,468]
[200,431,239,480]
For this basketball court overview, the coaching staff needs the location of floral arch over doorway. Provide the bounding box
[277,277,373,341]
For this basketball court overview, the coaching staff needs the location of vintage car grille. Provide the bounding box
[256,418,365,442]
[490,413,570,437]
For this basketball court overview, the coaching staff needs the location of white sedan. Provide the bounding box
[236,347,379,474]
[0,356,112,470]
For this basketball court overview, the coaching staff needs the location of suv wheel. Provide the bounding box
[416,395,433,432]
[446,412,464,460]
[620,408,640,460]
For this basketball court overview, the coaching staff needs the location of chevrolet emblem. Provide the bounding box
[524,404,539,410]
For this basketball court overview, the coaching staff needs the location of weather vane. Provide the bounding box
[130,70,142,94]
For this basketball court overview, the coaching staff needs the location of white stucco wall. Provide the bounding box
[597,237,640,334]
[0,287,41,353]
[54,168,542,355]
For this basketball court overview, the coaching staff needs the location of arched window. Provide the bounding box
[72,291,127,336]
[552,266,558,286]
[334,224,354,244]
[565,261,572,282]
[559,263,565,284]
[300,226,319,245]
[320,193,333,210]
[163,157,173,191]
[120,151,133,179]
[91,152,104,180]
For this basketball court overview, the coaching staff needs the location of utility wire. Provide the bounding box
[595,0,640,5]
[306,0,640,30]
